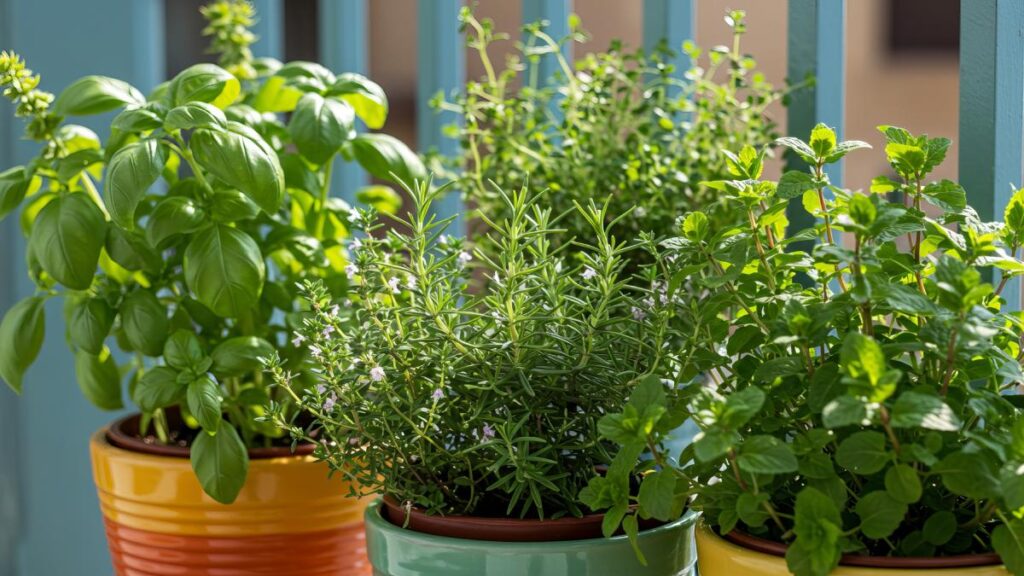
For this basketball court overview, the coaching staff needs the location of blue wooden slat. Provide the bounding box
[521,0,571,85]
[643,0,695,79]
[417,0,464,232]
[785,0,846,235]
[1,1,164,574]
[320,0,368,203]
[250,0,283,60]
[960,0,1024,309]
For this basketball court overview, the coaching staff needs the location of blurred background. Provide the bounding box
[0,0,961,574]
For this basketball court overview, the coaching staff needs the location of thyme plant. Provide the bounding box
[587,125,1024,574]
[0,0,422,503]
[434,9,786,260]
[267,180,680,520]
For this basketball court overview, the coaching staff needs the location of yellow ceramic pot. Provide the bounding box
[695,522,1008,575]
[90,415,372,576]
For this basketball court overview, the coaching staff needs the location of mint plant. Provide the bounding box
[0,0,422,504]
[266,180,680,522]
[586,125,1024,574]
[433,9,786,262]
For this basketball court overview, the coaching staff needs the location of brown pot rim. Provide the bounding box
[381,495,662,542]
[723,525,1003,568]
[105,412,315,460]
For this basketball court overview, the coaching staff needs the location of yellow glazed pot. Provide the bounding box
[695,522,1008,575]
[90,415,372,576]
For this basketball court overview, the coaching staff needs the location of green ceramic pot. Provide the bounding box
[364,499,699,576]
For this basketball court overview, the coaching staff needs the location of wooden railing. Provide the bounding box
[0,1,1021,574]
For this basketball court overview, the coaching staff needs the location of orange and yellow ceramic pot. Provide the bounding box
[90,414,371,576]
[696,521,1008,575]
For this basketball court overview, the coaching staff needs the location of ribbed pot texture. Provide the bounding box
[90,416,371,576]
[365,499,699,576]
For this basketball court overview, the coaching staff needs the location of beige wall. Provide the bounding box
[366,0,959,188]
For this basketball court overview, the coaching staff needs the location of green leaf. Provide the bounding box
[350,133,427,186]
[727,325,765,356]
[170,64,240,109]
[147,196,207,248]
[132,366,185,412]
[682,211,710,241]
[289,92,356,165]
[0,296,45,393]
[210,189,261,223]
[787,487,842,576]
[809,124,837,158]
[628,374,667,412]
[890,391,961,431]
[190,122,284,215]
[0,167,33,222]
[922,511,957,546]
[1005,188,1024,236]
[737,435,798,474]
[190,424,249,504]
[1003,464,1024,512]
[720,386,765,428]
[120,290,168,357]
[808,363,842,413]
[777,170,817,200]
[775,137,816,163]
[111,105,164,132]
[54,76,145,116]
[822,395,869,428]
[921,180,967,213]
[68,297,114,355]
[934,450,1000,499]
[637,469,677,521]
[693,428,740,462]
[824,140,872,163]
[884,464,922,504]
[106,226,161,273]
[164,330,206,371]
[104,139,167,229]
[855,491,907,539]
[29,193,106,290]
[836,431,889,475]
[355,185,401,216]
[252,75,303,113]
[187,374,223,432]
[74,347,123,410]
[210,336,274,377]
[329,73,388,129]
[993,520,1024,576]
[621,514,646,566]
[184,225,265,318]
[164,102,227,132]
[878,283,936,315]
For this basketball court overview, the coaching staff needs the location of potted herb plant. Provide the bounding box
[432,9,789,264]
[589,125,1024,575]
[0,1,422,573]
[267,180,699,575]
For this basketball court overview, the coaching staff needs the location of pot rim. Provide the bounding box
[700,520,1002,569]
[105,412,315,460]
[370,498,699,545]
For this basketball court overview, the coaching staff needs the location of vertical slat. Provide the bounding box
[522,0,571,84]
[643,0,695,78]
[417,0,464,231]
[0,0,18,572]
[785,0,846,235]
[2,1,164,574]
[960,0,1023,308]
[320,0,368,203]
[250,0,283,59]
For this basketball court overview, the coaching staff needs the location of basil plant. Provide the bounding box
[587,125,1024,574]
[0,0,423,504]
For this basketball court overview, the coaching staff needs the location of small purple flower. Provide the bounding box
[309,345,322,358]
[407,275,418,290]
[350,237,363,251]
[348,209,361,223]
[431,388,444,401]
[439,234,451,245]
[387,276,401,294]
[631,306,647,321]
[291,332,305,347]
[457,251,472,267]
[322,324,336,338]
[322,393,337,412]
[345,263,359,280]
[328,304,340,318]
[581,266,597,280]
[316,384,327,394]
[481,424,496,441]
[370,366,386,382]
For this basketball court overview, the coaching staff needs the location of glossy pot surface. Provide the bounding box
[365,499,699,575]
[91,417,371,576]
[695,521,1007,575]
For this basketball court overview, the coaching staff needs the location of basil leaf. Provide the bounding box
[350,133,427,187]
[210,336,274,377]
[329,72,388,129]
[74,347,123,410]
[104,139,166,229]
[68,297,114,355]
[164,101,227,132]
[132,366,185,412]
[184,225,265,318]
[29,193,106,290]
[0,296,45,393]
[289,92,355,165]
[0,166,33,222]
[54,76,145,116]
[170,63,240,109]
[147,196,207,248]
[190,122,284,214]
[187,374,223,432]
[120,290,169,357]
[209,190,260,223]
[164,330,206,371]
[190,424,249,504]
